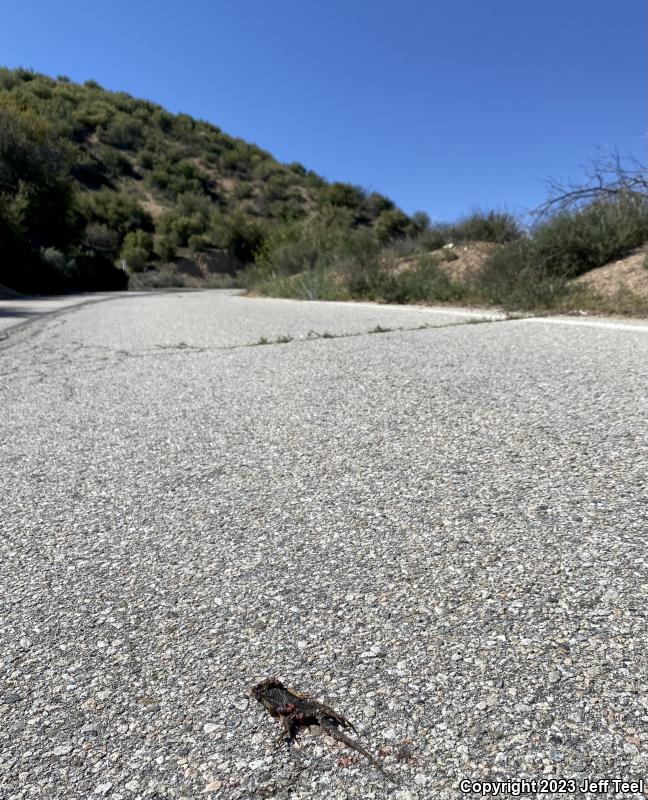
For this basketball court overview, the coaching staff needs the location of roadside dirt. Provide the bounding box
[396,241,500,282]
[570,247,648,302]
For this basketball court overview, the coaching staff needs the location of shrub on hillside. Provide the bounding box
[83,189,153,239]
[0,105,84,290]
[410,210,431,234]
[366,192,395,217]
[154,235,177,263]
[446,210,522,243]
[84,223,120,257]
[320,182,366,212]
[120,230,154,271]
[99,145,133,177]
[375,209,412,243]
[73,101,114,133]
[264,238,322,275]
[71,153,110,189]
[378,256,468,304]
[477,239,569,309]
[416,226,449,251]
[67,248,129,290]
[158,211,207,247]
[213,214,266,263]
[187,233,212,251]
[531,194,648,278]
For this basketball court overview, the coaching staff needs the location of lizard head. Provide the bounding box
[250,677,286,699]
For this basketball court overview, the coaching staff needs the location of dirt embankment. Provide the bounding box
[396,241,499,282]
[398,241,648,315]
[570,247,648,303]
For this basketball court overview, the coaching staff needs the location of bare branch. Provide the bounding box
[535,146,648,218]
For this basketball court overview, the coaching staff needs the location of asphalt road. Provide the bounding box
[1,291,647,799]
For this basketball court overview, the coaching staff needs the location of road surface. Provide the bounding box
[1,291,647,799]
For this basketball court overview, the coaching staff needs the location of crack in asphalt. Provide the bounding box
[149,314,521,355]
[0,311,523,384]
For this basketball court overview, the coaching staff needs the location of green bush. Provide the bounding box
[446,210,522,243]
[366,192,395,217]
[477,194,648,310]
[138,150,156,170]
[83,223,120,257]
[321,182,366,211]
[73,101,114,132]
[375,209,411,243]
[99,114,144,150]
[154,236,177,262]
[264,238,322,275]
[214,214,266,263]
[415,226,448,251]
[146,158,212,199]
[378,256,468,304]
[0,104,84,290]
[188,233,212,251]
[477,239,569,309]
[120,230,154,271]
[158,211,207,247]
[83,189,153,239]
[410,211,431,234]
[99,145,133,177]
[71,153,110,189]
[531,194,648,278]
[175,191,212,219]
[244,265,345,301]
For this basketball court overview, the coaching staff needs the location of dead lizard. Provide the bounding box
[251,677,398,783]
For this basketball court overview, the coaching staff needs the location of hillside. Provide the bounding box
[2,67,647,314]
[0,67,412,292]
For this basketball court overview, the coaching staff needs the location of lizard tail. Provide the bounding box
[321,721,399,784]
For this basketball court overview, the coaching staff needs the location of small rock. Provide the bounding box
[203,723,218,734]
[360,644,386,659]
[81,724,100,738]
[94,784,112,796]
[53,744,73,757]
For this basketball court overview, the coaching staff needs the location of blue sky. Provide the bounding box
[2,0,645,220]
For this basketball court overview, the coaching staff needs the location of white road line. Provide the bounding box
[519,317,648,333]
[258,296,506,319]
